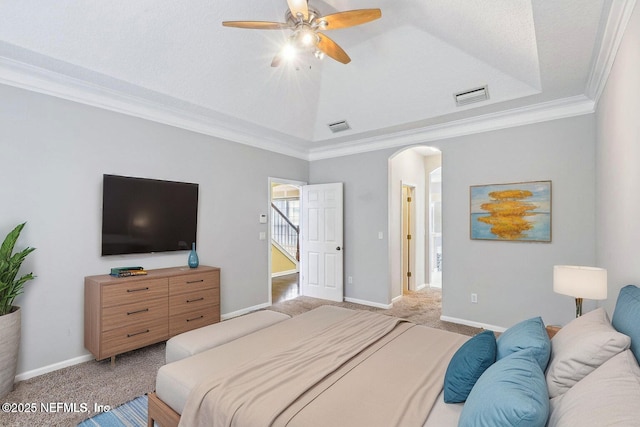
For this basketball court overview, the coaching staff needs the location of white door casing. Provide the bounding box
[300,183,344,302]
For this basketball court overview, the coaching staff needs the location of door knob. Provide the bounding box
[336,246,341,251]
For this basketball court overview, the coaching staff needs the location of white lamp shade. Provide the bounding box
[553,265,608,300]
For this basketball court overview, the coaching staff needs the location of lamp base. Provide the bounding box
[575,297,583,317]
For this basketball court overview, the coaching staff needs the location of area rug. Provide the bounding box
[77,395,147,427]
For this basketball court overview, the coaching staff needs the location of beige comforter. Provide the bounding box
[178,309,466,427]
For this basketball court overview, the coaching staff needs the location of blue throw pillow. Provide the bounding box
[443,330,496,403]
[496,316,550,371]
[612,285,640,364]
[458,350,549,427]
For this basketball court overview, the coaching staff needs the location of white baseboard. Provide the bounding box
[221,302,271,320]
[440,315,506,333]
[15,305,502,382]
[391,294,403,303]
[344,297,392,310]
[271,269,298,278]
[16,303,270,381]
[16,353,95,382]
[416,283,427,291]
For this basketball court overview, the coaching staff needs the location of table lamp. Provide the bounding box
[553,265,607,317]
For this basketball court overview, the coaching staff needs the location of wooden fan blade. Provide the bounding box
[317,33,351,64]
[222,21,290,30]
[319,9,382,30]
[287,0,309,20]
[271,52,283,67]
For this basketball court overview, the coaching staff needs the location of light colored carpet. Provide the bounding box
[1,342,165,426]
[1,287,480,426]
[269,288,483,336]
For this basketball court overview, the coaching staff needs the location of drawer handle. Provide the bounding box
[186,297,204,303]
[127,287,149,293]
[127,329,150,338]
[127,308,149,315]
[186,279,204,284]
[186,315,204,322]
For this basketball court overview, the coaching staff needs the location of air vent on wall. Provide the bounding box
[454,85,489,107]
[328,120,351,133]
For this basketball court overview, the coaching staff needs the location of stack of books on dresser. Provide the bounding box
[109,266,148,277]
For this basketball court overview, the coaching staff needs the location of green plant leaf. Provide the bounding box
[0,223,36,316]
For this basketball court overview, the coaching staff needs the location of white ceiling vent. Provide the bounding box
[454,85,489,107]
[328,120,351,133]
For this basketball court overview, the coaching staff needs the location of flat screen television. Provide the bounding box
[101,174,198,256]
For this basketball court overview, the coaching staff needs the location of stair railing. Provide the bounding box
[271,203,299,262]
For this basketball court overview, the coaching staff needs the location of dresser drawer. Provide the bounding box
[169,288,219,317]
[169,305,220,337]
[101,317,168,358]
[84,266,220,362]
[102,278,168,308]
[169,271,219,295]
[102,297,168,332]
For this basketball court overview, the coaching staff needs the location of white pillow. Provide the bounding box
[547,350,640,426]
[545,307,630,398]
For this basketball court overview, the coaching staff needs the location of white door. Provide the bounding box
[300,183,344,301]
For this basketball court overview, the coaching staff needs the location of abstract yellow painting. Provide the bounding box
[470,181,551,242]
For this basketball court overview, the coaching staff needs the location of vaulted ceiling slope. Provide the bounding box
[0,1,636,160]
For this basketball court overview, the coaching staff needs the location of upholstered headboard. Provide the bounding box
[612,284,640,363]
[545,284,640,427]
[454,285,640,427]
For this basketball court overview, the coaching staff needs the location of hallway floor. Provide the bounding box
[272,272,299,303]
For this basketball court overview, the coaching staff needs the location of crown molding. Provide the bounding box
[0,32,609,163]
[0,56,310,160]
[586,0,637,103]
[0,55,596,162]
[307,95,596,161]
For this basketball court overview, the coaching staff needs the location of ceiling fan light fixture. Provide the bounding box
[281,42,299,61]
[222,3,381,66]
[298,27,318,47]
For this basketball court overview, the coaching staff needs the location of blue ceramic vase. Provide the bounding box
[188,242,199,268]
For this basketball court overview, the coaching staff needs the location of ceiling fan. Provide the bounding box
[222,0,382,67]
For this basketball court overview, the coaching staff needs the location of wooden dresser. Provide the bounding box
[84,265,220,363]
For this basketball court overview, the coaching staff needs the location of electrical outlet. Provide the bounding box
[471,293,478,304]
[348,276,353,284]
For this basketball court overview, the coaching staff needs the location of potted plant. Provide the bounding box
[0,222,35,398]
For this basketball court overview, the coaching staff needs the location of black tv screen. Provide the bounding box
[101,174,198,256]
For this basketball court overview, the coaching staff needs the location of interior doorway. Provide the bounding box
[388,147,442,302]
[269,178,304,304]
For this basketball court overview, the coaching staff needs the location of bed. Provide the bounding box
[149,285,640,427]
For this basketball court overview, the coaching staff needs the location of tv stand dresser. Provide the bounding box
[84,265,220,364]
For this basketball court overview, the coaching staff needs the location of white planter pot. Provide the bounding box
[0,306,20,398]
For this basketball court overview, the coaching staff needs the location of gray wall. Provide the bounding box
[310,149,395,305]
[596,3,640,315]
[0,84,308,376]
[440,116,597,329]
[9,14,636,373]
[310,115,597,328]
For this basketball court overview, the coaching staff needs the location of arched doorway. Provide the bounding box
[388,146,442,302]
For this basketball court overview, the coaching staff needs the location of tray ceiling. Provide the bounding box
[0,0,630,159]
